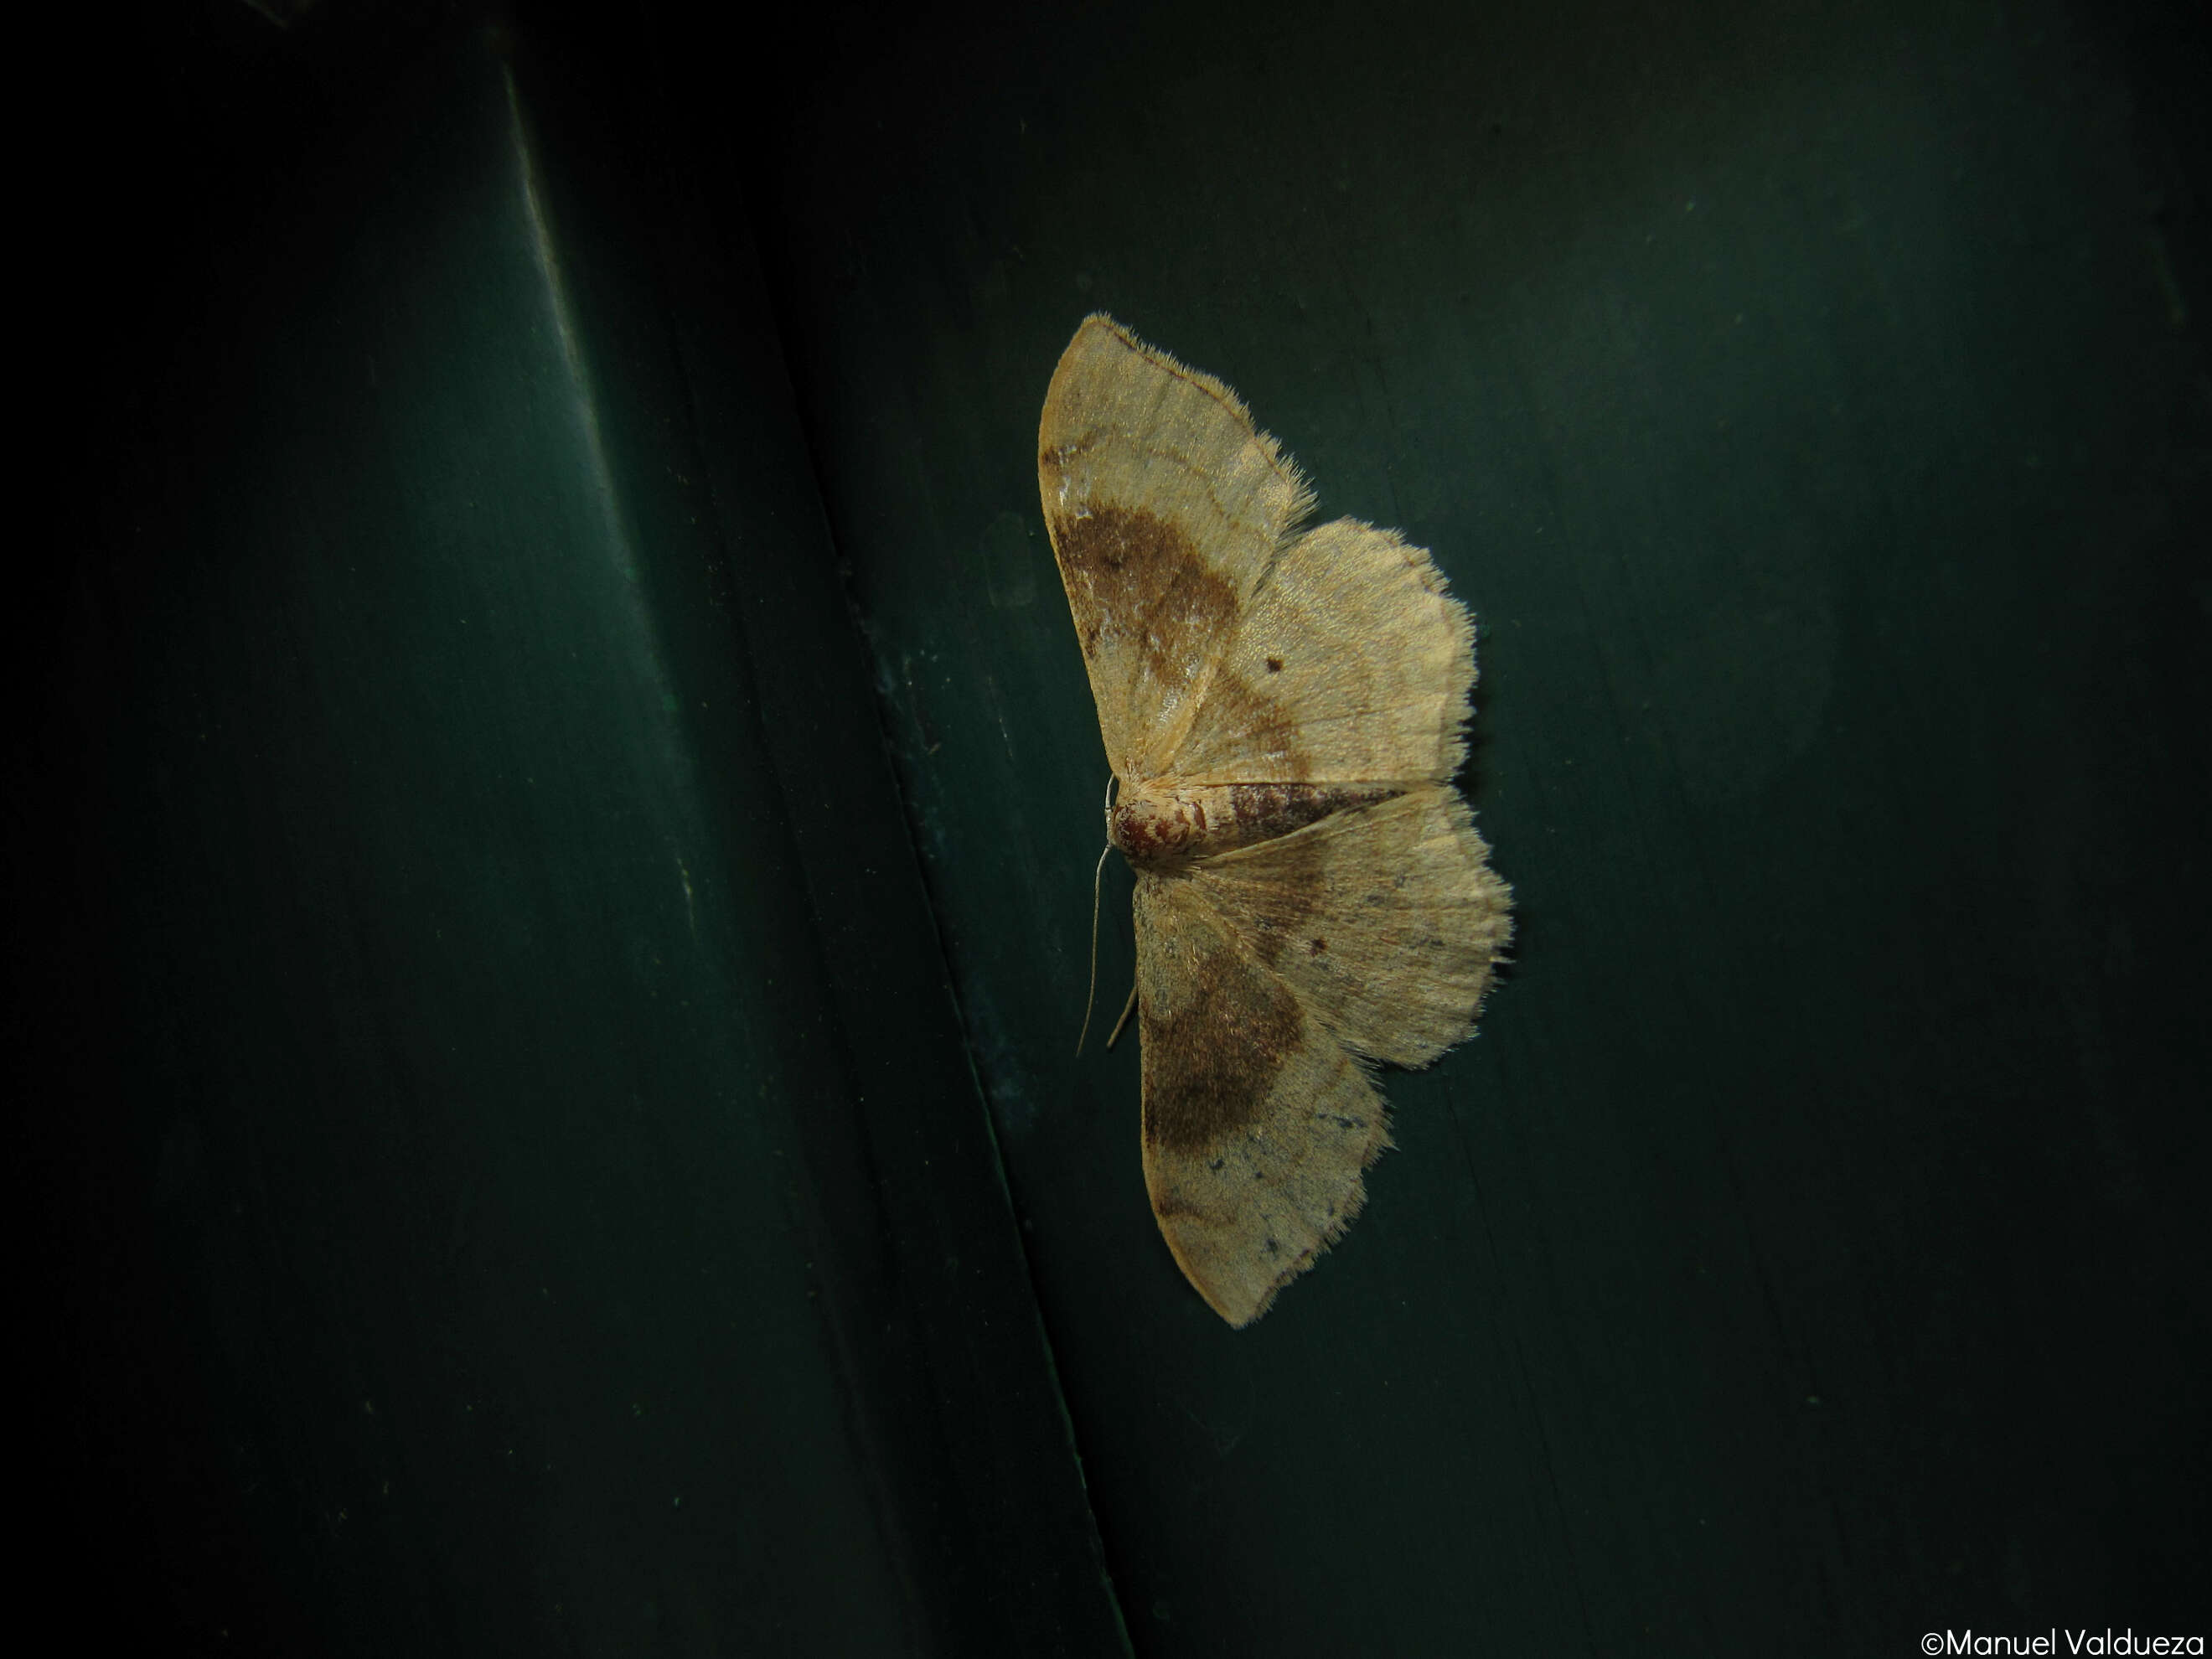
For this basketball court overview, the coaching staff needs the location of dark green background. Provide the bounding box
[28,0,2207,1651]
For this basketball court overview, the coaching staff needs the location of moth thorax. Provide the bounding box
[1109,783,1210,867]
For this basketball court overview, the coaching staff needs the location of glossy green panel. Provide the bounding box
[45,13,1119,1655]
[36,0,2209,1653]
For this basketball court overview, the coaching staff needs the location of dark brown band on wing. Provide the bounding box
[1047,504,1236,704]
[1212,829,1326,969]
[1141,945,1301,1154]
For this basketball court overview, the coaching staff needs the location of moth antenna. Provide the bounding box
[1074,840,1114,1055]
[1104,979,1139,1051]
[1075,768,1119,1056]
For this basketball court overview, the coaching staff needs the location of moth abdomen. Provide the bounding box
[1111,779,1403,867]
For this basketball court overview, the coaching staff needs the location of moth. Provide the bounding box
[1039,314,1512,1326]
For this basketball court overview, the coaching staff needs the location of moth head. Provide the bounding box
[1109,788,1202,867]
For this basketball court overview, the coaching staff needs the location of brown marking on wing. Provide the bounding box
[1141,942,1303,1154]
[1047,505,1237,703]
[1044,499,1345,789]
[1180,666,1305,781]
[1236,835,1326,967]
